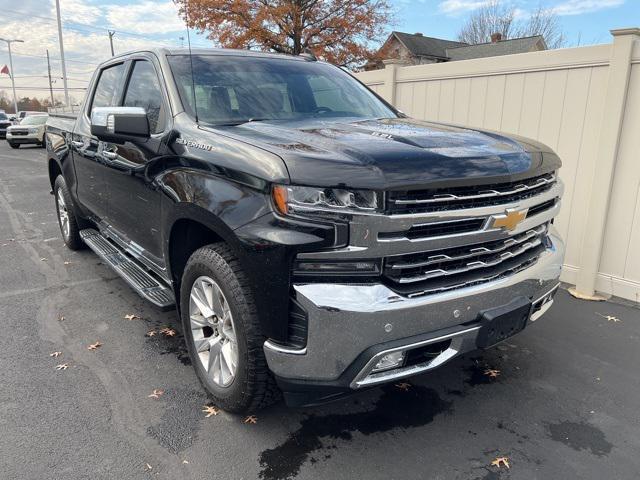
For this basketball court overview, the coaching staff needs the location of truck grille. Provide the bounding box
[387,173,556,214]
[9,129,29,136]
[383,223,548,296]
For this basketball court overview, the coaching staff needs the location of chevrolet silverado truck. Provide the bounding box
[45,48,564,412]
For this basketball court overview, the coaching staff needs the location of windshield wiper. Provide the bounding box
[215,118,271,127]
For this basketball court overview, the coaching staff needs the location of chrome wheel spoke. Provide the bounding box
[188,275,238,387]
[189,313,208,329]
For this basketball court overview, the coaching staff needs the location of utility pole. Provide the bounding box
[108,31,115,56]
[55,0,70,106]
[46,50,55,107]
[0,37,24,115]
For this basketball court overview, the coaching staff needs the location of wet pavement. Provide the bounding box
[1,142,639,479]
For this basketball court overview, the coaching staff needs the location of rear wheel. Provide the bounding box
[8,143,19,149]
[54,176,84,250]
[180,244,280,413]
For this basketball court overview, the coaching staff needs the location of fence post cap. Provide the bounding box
[610,27,640,37]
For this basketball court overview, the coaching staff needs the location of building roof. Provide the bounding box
[445,35,546,61]
[391,32,468,60]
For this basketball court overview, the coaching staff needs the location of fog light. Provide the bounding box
[371,351,405,373]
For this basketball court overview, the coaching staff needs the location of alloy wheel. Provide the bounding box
[56,189,70,240]
[189,276,238,387]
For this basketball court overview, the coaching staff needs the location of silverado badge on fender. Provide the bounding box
[491,208,528,231]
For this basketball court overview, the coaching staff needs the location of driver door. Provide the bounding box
[99,57,170,271]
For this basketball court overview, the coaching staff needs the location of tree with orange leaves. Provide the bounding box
[175,0,394,68]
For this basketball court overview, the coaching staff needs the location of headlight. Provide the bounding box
[272,185,380,217]
[28,128,39,134]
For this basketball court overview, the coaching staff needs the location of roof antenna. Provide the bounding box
[301,48,317,61]
[185,0,199,123]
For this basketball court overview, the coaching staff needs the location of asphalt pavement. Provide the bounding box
[1,141,639,480]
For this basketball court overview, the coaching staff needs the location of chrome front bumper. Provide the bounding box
[264,227,564,386]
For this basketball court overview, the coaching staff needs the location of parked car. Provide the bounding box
[46,48,565,412]
[6,114,48,148]
[0,112,11,139]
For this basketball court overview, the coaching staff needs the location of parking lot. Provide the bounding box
[0,140,639,480]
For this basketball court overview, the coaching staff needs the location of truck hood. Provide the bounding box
[214,117,560,190]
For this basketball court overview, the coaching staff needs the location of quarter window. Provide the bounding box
[123,61,165,134]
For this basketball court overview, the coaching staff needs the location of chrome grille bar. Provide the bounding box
[391,173,556,206]
[388,224,547,270]
[393,237,543,284]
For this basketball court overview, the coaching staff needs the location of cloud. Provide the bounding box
[550,0,625,16]
[0,0,190,102]
[438,0,490,15]
[104,1,186,34]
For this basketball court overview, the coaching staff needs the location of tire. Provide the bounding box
[9,143,19,149]
[180,244,280,413]
[54,175,84,250]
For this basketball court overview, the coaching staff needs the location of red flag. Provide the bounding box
[0,65,9,76]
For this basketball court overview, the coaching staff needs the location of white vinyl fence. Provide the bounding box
[356,28,640,302]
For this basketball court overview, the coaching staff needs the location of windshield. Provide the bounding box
[168,55,395,125]
[20,115,48,125]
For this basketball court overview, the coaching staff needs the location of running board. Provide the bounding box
[80,229,175,310]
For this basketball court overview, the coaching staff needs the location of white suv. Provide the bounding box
[6,114,49,148]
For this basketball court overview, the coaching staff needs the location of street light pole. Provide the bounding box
[0,38,24,115]
[55,0,70,106]
[108,31,115,56]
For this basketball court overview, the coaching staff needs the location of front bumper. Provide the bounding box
[6,132,42,144]
[264,228,564,405]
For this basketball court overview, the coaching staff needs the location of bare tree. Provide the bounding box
[458,1,566,49]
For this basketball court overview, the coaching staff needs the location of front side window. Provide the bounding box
[0,113,7,121]
[168,55,395,125]
[123,61,165,134]
[91,63,125,110]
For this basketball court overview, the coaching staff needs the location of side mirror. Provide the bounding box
[91,107,149,142]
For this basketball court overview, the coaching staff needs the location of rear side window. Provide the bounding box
[91,63,125,110]
[123,61,165,134]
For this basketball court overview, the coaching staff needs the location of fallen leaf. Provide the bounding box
[63,261,72,265]
[202,405,219,418]
[124,314,140,321]
[182,459,189,464]
[58,315,65,321]
[160,327,177,337]
[148,389,164,399]
[55,363,69,370]
[49,351,62,358]
[144,463,152,471]
[40,258,47,262]
[244,415,258,424]
[484,369,501,378]
[395,382,411,391]
[87,341,102,351]
[146,330,157,337]
[491,457,510,469]
[596,313,621,323]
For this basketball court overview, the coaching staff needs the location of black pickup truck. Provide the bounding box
[46,48,564,412]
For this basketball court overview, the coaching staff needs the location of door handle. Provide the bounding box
[70,140,83,149]
[102,151,118,160]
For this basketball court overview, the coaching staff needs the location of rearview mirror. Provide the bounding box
[91,107,149,142]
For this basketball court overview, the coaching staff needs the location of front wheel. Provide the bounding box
[8,142,19,149]
[54,176,84,250]
[180,244,280,413]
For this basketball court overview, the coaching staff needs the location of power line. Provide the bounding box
[1,8,211,48]
[0,50,97,65]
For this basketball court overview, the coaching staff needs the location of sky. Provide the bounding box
[0,0,637,103]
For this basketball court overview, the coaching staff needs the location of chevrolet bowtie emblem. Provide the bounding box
[491,208,528,231]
